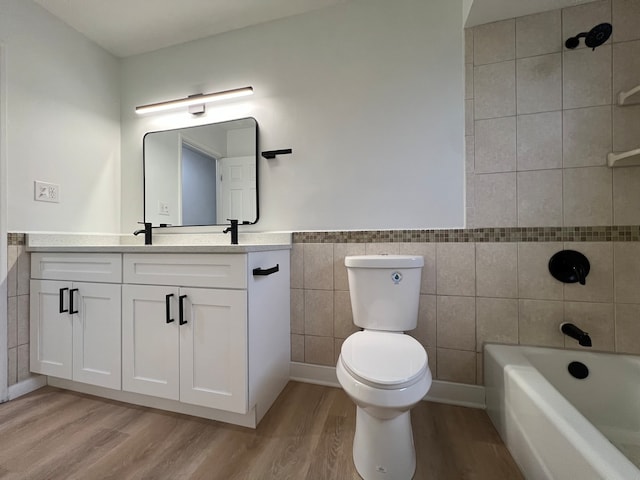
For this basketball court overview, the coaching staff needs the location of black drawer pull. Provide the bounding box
[253,264,279,276]
[59,288,69,313]
[69,288,79,315]
[165,294,174,323]
[179,295,187,325]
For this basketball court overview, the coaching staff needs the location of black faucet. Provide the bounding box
[560,322,592,347]
[223,219,239,245]
[134,222,152,245]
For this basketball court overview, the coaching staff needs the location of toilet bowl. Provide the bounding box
[337,255,432,480]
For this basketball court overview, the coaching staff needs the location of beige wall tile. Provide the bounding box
[290,243,304,289]
[466,99,474,136]
[517,112,562,171]
[7,347,17,386]
[436,295,476,351]
[305,336,334,366]
[436,243,476,296]
[303,243,333,290]
[304,289,334,337]
[517,169,563,227]
[612,104,640,152]
[476,243,518,298]
[465,28,474,62]
[474,61,516,119]
[334,290,357,338]
[436,348,476,384]
[475,116,516,173]
[290,288,304,335]
[17,295,29,346]
[474,173,517,227]
[614,243,640,303]
[465,63,474,100]
[426,346,437,377]
[519,299,565,347]
[291,334,304,362]
[465,135,475,174]
[563,106,611,168]
[476,353,484,385]
[17,344,30,382]
[473,19,515,66]
[466,175,476,228]
[410,294,436,348]
[614,167,640,225]
[563,242,613,303]
[17,248,30,296]
[517,54,562,114]
[7,296,17,349]
[563,167,613,226]
[334,243,366,291]
[365,243,399,255]
[613,40,640,106]
[516,10,561,58]
[563,302,614,351]
[398,242,436,294]
[563,0,612,50]
[563,46,612,109]
[518,242,564,300]
[476,297,518,351]
[612,0,640,42]
[615,303,640,354]
[7,245,18,298]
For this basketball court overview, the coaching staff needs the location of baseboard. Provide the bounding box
[289,362,486,409]
[8,375,47,401]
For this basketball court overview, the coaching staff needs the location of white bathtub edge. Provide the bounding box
[290,362,486,409]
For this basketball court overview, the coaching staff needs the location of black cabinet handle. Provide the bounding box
[165,294,174,323]
[59,288,69,313]
[69,288,79,315]
[179,295,187,325]
[253,264,279,276]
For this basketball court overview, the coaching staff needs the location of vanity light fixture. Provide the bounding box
[135,86,253,115]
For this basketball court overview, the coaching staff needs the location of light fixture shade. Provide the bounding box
[135,86,253,115]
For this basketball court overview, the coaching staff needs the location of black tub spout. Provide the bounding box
[560,322,592,347]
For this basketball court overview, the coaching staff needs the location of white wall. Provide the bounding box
[0,0,121,233]
[121,0,465,232]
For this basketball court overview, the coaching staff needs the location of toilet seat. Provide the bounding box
[340,331,427,390]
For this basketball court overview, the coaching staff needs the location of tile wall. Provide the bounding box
[7,234,32,386]
[291,0,640,386]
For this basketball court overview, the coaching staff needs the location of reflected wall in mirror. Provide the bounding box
[144,117,258,227]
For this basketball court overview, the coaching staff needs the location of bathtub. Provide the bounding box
[485,344,640,480]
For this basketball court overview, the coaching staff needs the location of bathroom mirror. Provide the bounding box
[144,117,258,227]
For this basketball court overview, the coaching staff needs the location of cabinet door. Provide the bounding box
[122,284,180,400]
[179,287,248,412]
[72,282,122,390]
[30,279,73,379]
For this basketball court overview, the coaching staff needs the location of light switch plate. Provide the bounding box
[34,181,60,203]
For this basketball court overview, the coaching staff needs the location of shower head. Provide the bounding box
[565,23,612,50]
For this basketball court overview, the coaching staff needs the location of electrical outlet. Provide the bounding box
[34,181,60,203]
[158,201,170,216]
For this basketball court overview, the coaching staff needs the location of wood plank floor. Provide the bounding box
[0,382,523,479]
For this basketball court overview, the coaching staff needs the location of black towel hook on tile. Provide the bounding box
[262,149,292,159]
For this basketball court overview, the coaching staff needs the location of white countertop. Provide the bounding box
[26,232,292,253]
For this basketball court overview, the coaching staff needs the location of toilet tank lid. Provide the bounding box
[345,255,424,268]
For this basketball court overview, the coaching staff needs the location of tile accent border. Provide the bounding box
[8,233,26,246]
[293,226,640,243]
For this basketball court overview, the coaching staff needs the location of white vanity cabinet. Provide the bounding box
[30,253,122,390]
[121,250,290,417]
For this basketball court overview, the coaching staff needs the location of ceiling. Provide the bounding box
[33,0,599,58]
[33,0,350,58]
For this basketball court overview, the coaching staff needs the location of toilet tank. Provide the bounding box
[345,255,424,331]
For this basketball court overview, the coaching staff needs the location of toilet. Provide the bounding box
[336,255,431,480]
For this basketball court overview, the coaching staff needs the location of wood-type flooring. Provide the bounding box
[0,382,524,479]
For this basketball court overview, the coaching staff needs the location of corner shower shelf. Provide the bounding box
[607,148,640,167]
[618,84,640,105]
